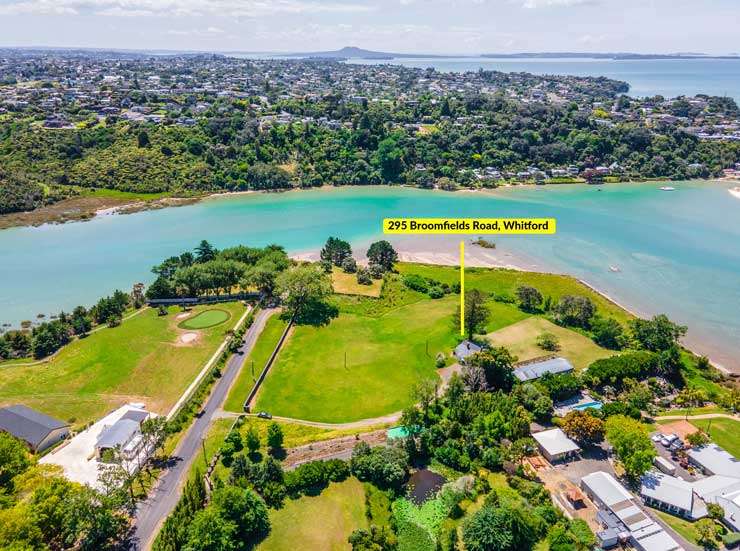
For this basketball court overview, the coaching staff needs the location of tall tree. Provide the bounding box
[195,240,217,263]
[366,240,398,272]
[468,347,517,391]
[275,264,333,323]
[455,289,490,340]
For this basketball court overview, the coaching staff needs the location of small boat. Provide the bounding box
[729,187,740,200]
[609,265,621,273]
[660,186,676,191]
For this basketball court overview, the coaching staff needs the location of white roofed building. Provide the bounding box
[532,428,581,463]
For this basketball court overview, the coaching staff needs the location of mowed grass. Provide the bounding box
[652,509,705,546]
[689,417,740,458]
[0,302,245,426]
[258,478,367,551]
[486,317,616,370]
[255,296,457,422]
[397,263,633,325]
[331,267,382,297]
[179,308,230,329]
[224,314,289,412]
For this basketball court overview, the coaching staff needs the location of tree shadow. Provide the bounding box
[294,299,339,327]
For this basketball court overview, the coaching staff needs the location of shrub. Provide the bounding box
[357,267,373,285]
[403,274,429,293]
[536,332,559,352]
[342,257,358,273]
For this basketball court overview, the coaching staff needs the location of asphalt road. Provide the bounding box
[130,308,275,550]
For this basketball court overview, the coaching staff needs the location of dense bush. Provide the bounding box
[583,351,659,389]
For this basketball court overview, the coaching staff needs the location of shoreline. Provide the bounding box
[0,178,730,232]
[293,241,736,375]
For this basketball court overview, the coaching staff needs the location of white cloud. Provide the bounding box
[521,0,596,8]
[0,0,376,18]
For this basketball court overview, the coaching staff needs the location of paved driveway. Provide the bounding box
[129,308,275,550]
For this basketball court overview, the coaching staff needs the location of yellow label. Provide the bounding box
[383,218,556,234]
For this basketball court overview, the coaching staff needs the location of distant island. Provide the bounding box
[284,45,740,61]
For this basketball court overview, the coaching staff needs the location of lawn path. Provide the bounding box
[216,411,403,430]
[653,413,738,421]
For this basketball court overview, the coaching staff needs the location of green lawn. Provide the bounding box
[255,295,457,422]
[179,308,230,329]
[652,509,703,546]
[331,267,383,297]
[486,317,616,370]
[224,314,289,412]
[258,478,367,551]
[397,263,633,325]
[0,303,245,426]
[689,417,740,457]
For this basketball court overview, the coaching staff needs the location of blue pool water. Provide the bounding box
[573,401,604,411]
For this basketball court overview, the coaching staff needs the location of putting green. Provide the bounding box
[179,309,230,330]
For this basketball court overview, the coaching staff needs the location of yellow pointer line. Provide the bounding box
[460,240,465,336]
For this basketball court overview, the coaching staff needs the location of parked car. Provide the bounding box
[257,411,272,419]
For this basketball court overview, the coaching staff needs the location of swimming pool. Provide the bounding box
[387,426,410,439]
[573,401,603,411]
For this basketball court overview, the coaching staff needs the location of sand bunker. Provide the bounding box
[179,332,198,344]
[176,312,191,320]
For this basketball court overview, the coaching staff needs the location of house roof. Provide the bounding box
[582,471,633,507]
[0,405,68,448]
[633,529,681,551]
[96,419,140,450]
[693,475,740,501]
[689,444,740,478]
[514,357,574,382]
[121,409,149,424]
[532,428,581,456]
[453,340,481,359]
[640,471,694,512]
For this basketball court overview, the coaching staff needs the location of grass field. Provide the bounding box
[397,263,633,325]
[331,268,383,297]
[179,308,230,329]
[224,314,289,412]
[652,509,703,546]
[255,295,457,423]
[689,417,740,457]
[258,478,367,551]
[486,317,616,370]
[0,303,245,426]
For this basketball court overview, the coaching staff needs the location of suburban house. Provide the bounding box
[453,340,481,364]
[688,444,740,478]
[639,443,740,532]
[640,471,708,519]
[582,471,682,551]
[514,357,574,382]
[0,404,70,452]
[95,407,150,461]
[532,428,581,463]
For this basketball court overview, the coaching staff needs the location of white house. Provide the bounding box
[532,428,581,462]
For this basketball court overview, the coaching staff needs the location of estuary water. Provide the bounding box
[350,57,740,102]
[1,182,739,370]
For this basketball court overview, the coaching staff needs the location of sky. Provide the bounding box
[0,0,738,55]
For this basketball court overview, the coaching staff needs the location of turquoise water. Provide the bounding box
[350,57,740,102]
[1,182,739,370]
[573,402,603,411]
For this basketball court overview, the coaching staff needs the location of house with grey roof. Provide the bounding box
[453,340,481,364]
[514,357,574,382]
[95,408,150,461]
[0,404,69,452]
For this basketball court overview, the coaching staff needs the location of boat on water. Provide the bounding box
[609,265,621,273]
[730,187,740,200]
[660,186,676,191]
